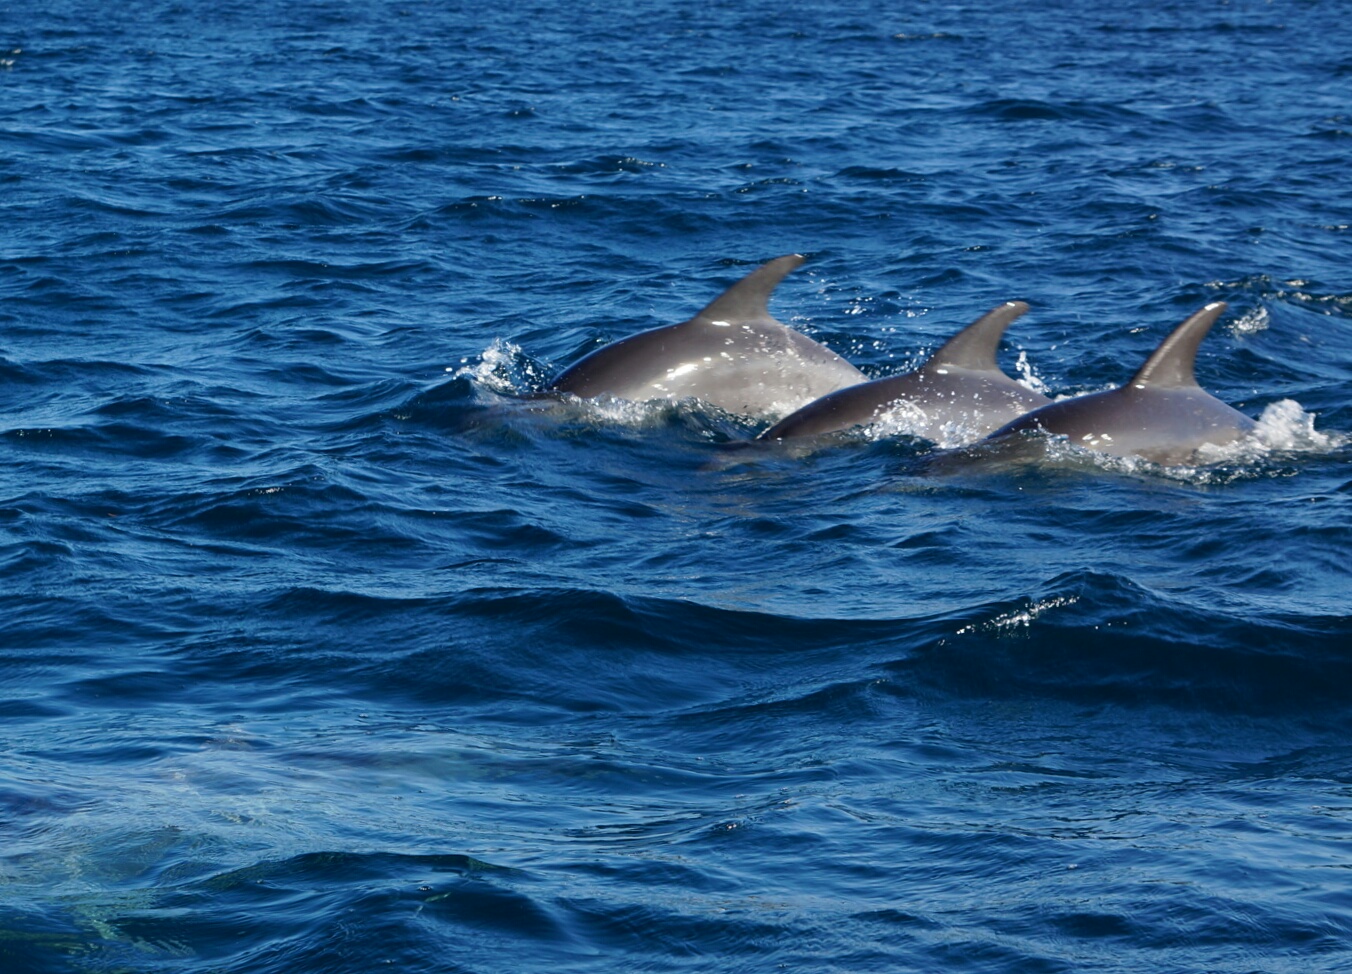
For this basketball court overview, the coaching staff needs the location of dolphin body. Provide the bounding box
[984,302,1257,465]
[758,300,1050,443]
[549,255,866,418]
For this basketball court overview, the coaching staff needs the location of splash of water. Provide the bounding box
[451,339,548,395]
[1014,349,1051,396]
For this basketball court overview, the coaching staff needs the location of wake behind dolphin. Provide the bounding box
[758,300,1050,445]
[984,302,1257,465]
[549,255,865,418]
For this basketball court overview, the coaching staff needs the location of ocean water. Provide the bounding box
[3,0,1351,971]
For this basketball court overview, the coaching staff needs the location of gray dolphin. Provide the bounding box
[757,300,1050,443]
[984,301,1257,464]
[549,255,866,417]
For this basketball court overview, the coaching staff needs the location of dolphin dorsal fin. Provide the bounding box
[694,254,806,324]
[1127,302,1226,390]
[926,300,1030,371]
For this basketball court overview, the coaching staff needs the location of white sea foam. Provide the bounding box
[866,397,1044,450]
[451,339,549,396]
[1194,399,1343,465]
[868,400,931,440]
[568,394,681,427]
[1251,398,1342,452]
[1228,305,1270,335]
[451,338,527,393]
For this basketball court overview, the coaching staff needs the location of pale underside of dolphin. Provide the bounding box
[757,300,1051,444]
[549,255,866,418]
[985,302,1257,465]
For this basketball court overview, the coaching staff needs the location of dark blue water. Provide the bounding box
[4,1,1351,971]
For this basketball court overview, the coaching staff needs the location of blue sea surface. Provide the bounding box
[3,0,1352,971]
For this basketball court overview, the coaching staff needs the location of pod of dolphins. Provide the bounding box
[549,254,1258,465]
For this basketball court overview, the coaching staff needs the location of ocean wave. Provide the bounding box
[145,577,1352,720]
[964,98,1150,127]
[893,570,1352,713]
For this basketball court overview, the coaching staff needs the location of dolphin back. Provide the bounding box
[549,255,865,417]
[983,301,1255,464]
[759,300,1046,442]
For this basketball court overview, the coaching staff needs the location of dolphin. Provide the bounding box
[549,255,866,417]
[984,302,1257,464]
[757,300,1050,444]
